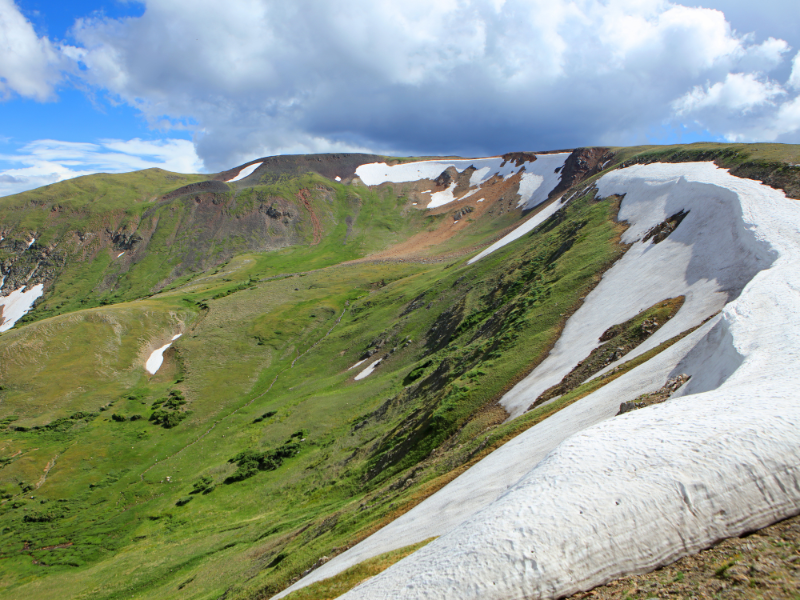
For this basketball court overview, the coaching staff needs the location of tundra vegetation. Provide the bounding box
[0,143,797,600]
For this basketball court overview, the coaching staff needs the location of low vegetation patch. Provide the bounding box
[226,432,306,483]
[281,538,435,600]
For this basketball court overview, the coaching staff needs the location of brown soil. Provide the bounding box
[362,169,554,262]
[297,189,323,245]
[567,513,800,600]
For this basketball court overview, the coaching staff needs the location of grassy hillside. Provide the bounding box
[1,143,798,600]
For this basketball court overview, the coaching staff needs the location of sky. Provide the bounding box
[1,0,799,197]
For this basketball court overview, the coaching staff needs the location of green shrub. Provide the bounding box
[191,476,215,495]
[149,409,187,429]
[225,439,303,483]
[252,410,277,424]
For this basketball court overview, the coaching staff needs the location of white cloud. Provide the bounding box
[5,0,800,172]
[672,72,785,115]
[0,0,65,100]
[54,0,800,169]
[0,138,202,197]
[789,51,800,90]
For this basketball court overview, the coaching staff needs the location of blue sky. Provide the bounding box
[1,0,799,197]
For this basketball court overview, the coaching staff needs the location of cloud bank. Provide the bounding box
[1,0,800,176]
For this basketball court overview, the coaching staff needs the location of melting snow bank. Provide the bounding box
[354,358,382,380]
[355,154,569,210]
[468,196,566,264]
[145,334,182,375]
[226,162,262,182]
[0,284,44,333]
[276,163,800,600]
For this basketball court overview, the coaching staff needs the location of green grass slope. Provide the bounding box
[1,143,797,600]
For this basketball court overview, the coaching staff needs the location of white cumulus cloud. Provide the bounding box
[5,0,800,173]
[0,0,66,100]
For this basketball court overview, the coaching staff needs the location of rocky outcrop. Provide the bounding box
[548,147,614,199]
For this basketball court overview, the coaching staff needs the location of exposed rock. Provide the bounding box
[617,374,690,415]
[452,206,474,222]
[434,168,455,188]
[642,209,690,244]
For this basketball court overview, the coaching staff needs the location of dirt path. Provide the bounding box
[35,454,58,489]
[140,306,348,481]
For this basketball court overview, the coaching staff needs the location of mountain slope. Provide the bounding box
[0,144,798,600]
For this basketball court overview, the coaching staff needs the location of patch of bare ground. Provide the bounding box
[567,513,800,600]
[363,170,532,261]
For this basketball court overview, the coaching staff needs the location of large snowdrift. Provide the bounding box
[0,284,44,333]
[276,163,800,600]
[355,154,569,210]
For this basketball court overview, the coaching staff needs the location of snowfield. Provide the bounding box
[226,162,262,182]
[275,163,800,600]
[0,284,44,333]
[145,334,182,375]
[355,154,569,210]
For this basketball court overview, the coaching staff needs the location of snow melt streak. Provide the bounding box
[354,358,381,380]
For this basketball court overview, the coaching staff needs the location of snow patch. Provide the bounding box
[355,154,568,210]
[501,163,768,419]
[468,197,565,264]
[26,237,35,248]
[427,182,457,209]
[515,153,569,209]
[0,284,44,333]
[226,162,262,182]
[354,358,382,380]
[116,252,125,258]
[145,334,182,375]
[335,176,342,182]
[347,358,367,371]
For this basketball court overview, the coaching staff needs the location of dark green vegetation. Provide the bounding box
[0,143,798,600]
